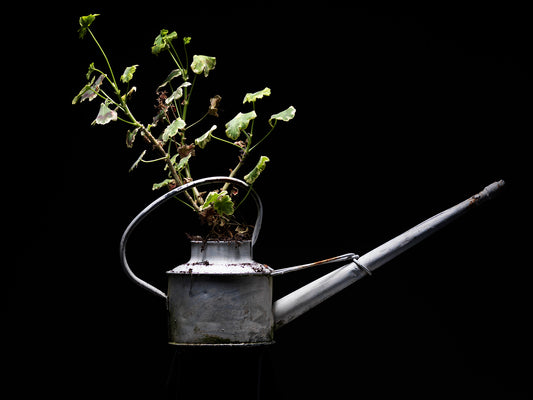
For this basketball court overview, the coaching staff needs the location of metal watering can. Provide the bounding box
[120,176,504,346]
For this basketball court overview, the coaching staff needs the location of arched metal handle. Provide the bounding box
[119,176,264,299]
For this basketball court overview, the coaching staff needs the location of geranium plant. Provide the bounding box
[73,14,295,239]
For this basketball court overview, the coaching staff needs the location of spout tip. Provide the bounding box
[470,180,505,205]
[484,180,505,197]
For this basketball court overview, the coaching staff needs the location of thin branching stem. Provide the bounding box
[88,29,119,92]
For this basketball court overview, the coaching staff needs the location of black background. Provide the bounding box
[10,3,531,399]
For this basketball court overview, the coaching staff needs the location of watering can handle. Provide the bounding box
[119,176,264,299]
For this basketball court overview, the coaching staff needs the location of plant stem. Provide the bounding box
[234,184,254,211]
[117,92,200,211]
[166,82,183,118]
[169,41,185,71]
[249,121,277,152]
[249,103,256,136]
[174,195,197,211]
[141,156,168,163]
[85,26,202,213]
[182,74,197,121]
[222,147,250,191]
[185,110,209,131]
[88,28,119,93]
[211,134,242,147]
[116,115,138,126]
[139,124,201,211]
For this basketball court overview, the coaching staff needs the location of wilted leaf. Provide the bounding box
[244,156,270,184]
[152,29,178,55]
[208,95,222,117]
[195,125,217,149]
[243,87,271,104]
[126,127,140,148]
[269,106,296,127]
[78,14,99,39]
[122,86,137,102]
[162,118,186,143]
[83,74,106,103]
[165,82,192,104]
[120,65,138,83]
[152,178,175,191]
[93,101,118,125]
[191,55,216,77]
[156,69,182,91]
[86,62,96,80]
[72,74,107,104]
[177,143,195,158]
[129,150,146,172]
[72,76,95,105]
[175,154,191,172]
[225,111,257,140]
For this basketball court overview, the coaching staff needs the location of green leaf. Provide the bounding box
[225,111,257,140]
[120,65,138,83]
[190,55,216,77]
[152,178,175,191]
[201,191,221,210]
[129,150,146,172]
[152,29,178,55]
[162,118,186,143]
[195,125,217,149]
[243,87,271,104]
[78,14,99,39]
[244,156,270,184]
[175,154,191,172]
[165,82,192,104]
[214,194,235,215]
[92,101,117,125]
[183,37,191,45]
[269,106,296,127]
[201,190,234,216]
[156,69,182,91]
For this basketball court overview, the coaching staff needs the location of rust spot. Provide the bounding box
[311,256,339,266]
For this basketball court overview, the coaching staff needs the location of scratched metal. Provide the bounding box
[167,241,274,345]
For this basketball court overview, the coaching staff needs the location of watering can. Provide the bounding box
[120,176,504,346]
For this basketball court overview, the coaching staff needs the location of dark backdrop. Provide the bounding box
[10,3,531,399]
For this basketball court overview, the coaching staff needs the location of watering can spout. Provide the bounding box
[272,180,505,330]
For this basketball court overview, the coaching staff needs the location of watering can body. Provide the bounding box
[167,241,274,345]
[120,177,504,346]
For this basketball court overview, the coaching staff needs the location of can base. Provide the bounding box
[168,341,275,347]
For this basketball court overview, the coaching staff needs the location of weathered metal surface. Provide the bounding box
[272,180,505,329]
[271,253,359,276]
[167,241,274,345]
[168,241,272,275]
